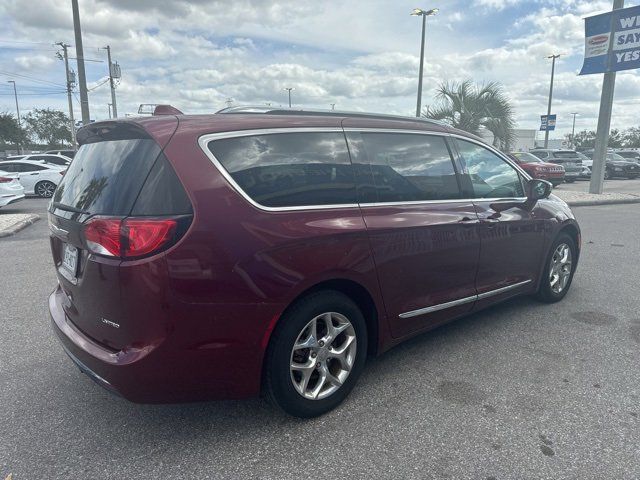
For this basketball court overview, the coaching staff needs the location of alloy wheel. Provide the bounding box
[36,181,56,198]
[549,243,572,294]
[289,312,357,400]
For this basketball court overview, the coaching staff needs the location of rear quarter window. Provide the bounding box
[206,132,356,208]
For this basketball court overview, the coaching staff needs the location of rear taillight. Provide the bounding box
[0,176,13,183]
[84,217,178,258]
[84,217,121,256]
[124,219,176,257]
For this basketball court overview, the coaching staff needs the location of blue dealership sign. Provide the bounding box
[540,114,556,131]
[580,4,640,75]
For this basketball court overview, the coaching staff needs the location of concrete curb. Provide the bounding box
[0,214,40,238]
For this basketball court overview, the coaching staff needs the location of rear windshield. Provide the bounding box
[552,151,581,159]
[52,139,160,215]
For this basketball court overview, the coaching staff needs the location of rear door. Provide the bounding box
[15,162,46,193]
[345,129,481,338]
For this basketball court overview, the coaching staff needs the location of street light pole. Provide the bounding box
[284,87,294,108]
[7,80,21,154]
[570,112,578,149]
[71,0,90,125]
[411,7,438,117]
[544,54,560,149]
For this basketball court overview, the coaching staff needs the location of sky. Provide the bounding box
[0,0,638,140]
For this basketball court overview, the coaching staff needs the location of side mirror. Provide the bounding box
[527,178,552,201]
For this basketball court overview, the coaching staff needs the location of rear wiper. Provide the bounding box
[52,202,88,214]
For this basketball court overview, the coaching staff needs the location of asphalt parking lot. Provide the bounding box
[1,198,639,479]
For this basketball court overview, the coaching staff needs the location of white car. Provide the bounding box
[0,160,65,198]
[0,170,25,207]
[4,153,71,167]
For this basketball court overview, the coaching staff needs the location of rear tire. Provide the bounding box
[604,169,612,180]
[35,181,56,198]
[535,233,577,303]
[565,178,576,183]
[264,290,367,418]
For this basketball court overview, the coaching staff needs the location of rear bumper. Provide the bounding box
[0,193,25,207]
[49,284,268,402]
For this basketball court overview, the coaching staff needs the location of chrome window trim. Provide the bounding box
[198,128,359,212]
[399,279,532,319]
[197,127,533,213]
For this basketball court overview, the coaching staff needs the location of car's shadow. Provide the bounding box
[63,294,544,437]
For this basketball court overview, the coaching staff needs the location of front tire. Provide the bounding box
[264,290,367,418]
[35,181,56,198]
[565,178,576,183]
[535,233,577,303]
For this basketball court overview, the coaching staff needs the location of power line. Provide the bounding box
[0,70,66,87]
[0,91,66,95]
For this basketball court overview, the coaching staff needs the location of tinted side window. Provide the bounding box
[19,164,46,172]
[0,163,16,172]
[455,140,524,198]
[530,151,547,159]
[207,132,356,208]
[346,132,460,203]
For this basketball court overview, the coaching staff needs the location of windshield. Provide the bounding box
[607,153,627,161]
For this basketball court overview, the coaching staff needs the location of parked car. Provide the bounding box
[0,169,25,208]
[45,149,77,159]
[582,150,640,179]
[528,149,584,183]
[48,108,581,418]
[1,153,71,167]
[507,151,565,186]
[612,150,640,164]
[0,159,65,197]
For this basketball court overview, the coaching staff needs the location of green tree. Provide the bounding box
[0,112,28,149]
[622,127,640,148]
[24,108,72,148]
[423,80,515,150]
[568,129,596,149]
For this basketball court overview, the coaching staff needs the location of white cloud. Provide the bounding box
[0,0,637,137]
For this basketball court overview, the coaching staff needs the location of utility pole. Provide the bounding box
[330,103,336,110]
[570,112,578,149]
[590,0,624,194]
[284,87,293,108]
[108,103,112,118]
[7,80,21,154]
[103,45,118,118]
[544,54,561,149]
[56,42,77,149]
[71,0,90,125]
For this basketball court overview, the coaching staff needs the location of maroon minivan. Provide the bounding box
[48,107,580,417]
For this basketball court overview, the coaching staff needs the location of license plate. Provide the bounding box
[62,243,78,275]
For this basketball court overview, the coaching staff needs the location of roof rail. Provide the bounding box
[215,105,449,127]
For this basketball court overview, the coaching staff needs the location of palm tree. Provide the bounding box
[423,80,515,150]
